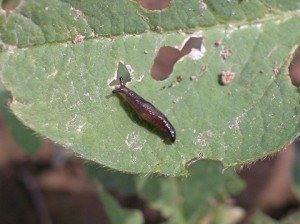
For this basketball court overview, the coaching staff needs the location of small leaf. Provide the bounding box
[136,161,244,223]
[252,212,278,224]
[281,212,300,224]
[98,186,144,224]
[252,211,300,224]
[90,160,244,224]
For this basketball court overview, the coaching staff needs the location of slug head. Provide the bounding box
[112,77,125,93]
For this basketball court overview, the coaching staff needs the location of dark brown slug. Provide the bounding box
[112,77,176,143]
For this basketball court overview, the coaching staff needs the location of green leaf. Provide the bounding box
[281,212,300,224]
[252,212,278,224]
[252,211,300,224]
[0,81,41,155]
[136,161,244,224]
[87,162,137,195]
[0,0,299,175]
[89,161,244,224]
[98,186,144,224]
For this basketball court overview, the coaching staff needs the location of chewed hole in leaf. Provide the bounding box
[151,46,181,81]
[109,62,132,87]
[133,0,171,10]
[151,37,204,81]
[288,45,300,87]
[180,37,204,56]
[1,0,22,12]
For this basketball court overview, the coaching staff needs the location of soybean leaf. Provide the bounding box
[0,81,41,155]
[0,0,299,175]
[98,186,144,224]
[90,160,244,224]
[136,161,244,224]
[252,211,300,224]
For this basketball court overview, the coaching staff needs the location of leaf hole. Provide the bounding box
[288,45,300,87]
[1,0,23,12]
[151,36,204,81]
[132,0,171,10]
[109,62,132,87]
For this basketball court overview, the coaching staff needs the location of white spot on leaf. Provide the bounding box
[131,156,137,164]
[125,132,146,151]
[125,64,134,74]
[47,70,58,78]
[76,123,86,133]
[228,113,246,130]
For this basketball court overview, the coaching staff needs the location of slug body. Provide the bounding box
[113,77,176,143]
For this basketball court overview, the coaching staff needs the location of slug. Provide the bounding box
[112,77,176,143]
